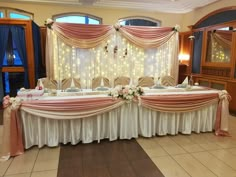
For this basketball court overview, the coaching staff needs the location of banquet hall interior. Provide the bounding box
[1,0,236,177]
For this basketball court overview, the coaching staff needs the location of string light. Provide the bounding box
[49,31,178,89]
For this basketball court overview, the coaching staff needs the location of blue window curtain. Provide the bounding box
[0,25,10,103]
[10,25,29,88]
[32,22,44,82]
[192,31,203,74]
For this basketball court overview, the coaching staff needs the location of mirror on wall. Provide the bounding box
[205,27,232,63]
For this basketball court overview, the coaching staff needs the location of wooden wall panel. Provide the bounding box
[226,81,236,114]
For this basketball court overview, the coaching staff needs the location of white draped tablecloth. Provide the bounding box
[1,86,230,162]
[20,87,219,149]
[21,103,217,149]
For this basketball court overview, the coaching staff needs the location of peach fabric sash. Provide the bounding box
[52,23,114,48]
[215,90,231,136]
[118,25,175,48]
[21,97,123,119]
[140,93,219,112]
[52,22,176,49]
[0,96,23,161]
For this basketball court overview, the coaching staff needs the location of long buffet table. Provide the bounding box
[0,86,231,161]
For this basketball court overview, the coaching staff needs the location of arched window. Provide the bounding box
[119,16,161,27]
[0,8,33,96]
[53,13,102,24]
[0,7,33,19]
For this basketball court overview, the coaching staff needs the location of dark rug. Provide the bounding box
[58,139,164,177]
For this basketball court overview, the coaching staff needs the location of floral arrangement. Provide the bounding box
[3,95,21,109]
[35,86,43,90]
[173,24,180,32]
[44,18,54,29]
[109,85,144,101]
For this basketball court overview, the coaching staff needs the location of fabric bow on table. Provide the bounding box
[0,96,24,162]
[215,90,231,136]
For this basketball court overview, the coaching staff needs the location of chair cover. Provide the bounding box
[92,76,110,89]
[114,76,130,86]
[138,76,154,87]
[61,78,81,90]
[37,78,57,89]
[161,75,175,86]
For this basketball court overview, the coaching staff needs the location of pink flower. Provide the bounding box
[3,95,10,108]
[122,88,129,94]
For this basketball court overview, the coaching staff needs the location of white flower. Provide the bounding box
[128,89,133,95]
[9,97,21,110]
[222,90,227,94]
[44,18,54,29]
[10,97,15,103]
[188,35,195,40]
[109,85,144,102]
[20,87,25,91]
[174,24,180,32]
[45,18,53,25]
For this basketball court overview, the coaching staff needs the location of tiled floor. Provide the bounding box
[0,115,236,177]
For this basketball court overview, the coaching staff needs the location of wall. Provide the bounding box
[182,0,236,31]
[1,2,183,28]
[2,1,236,32]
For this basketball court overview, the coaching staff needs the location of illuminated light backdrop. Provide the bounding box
[46,23,179,89]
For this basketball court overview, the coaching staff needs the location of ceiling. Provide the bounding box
[8,0,221,14]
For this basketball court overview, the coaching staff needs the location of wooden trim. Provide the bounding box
[231,30,236,78]
[0,18,31,25]
[195,77,227,89]
[0,19,35,88]
[202,62,232,68]
[193,6,236,29]
[2,67,24,72]
[24,20,35,88]
[200,30,207,74]
[201,24,236,70]
[40,27,46,67]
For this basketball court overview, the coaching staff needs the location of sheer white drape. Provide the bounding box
[46,29,179,89]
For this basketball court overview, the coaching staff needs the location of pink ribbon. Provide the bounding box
[2,95,10,108]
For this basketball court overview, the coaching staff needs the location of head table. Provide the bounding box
[0,86,231,161]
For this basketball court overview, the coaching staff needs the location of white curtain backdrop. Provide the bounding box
[46,27,179,89]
